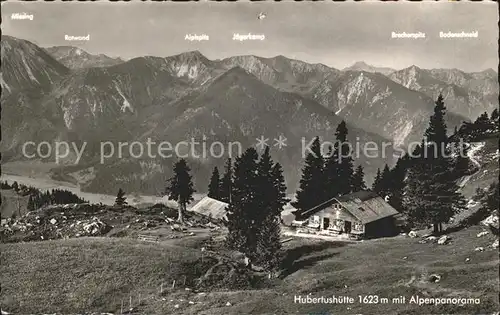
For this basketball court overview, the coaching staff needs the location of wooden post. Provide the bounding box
[183,275,186,286]
[120,298,124,314]
[160,283,163,293]
[172,279,176,289]
[129,295,132,309]
[138,293,141,305]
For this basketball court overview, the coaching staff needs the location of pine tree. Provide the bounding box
[454,141,472,176]
[166,159,196,223]
[387,154,410,211]
[491,108,499,122]
[219,158,233,203]
[255,149,288,271]
[207,166,221,200]
[226,148,260,253]
[27,195,35,211]
[372,168,382,193]
[379,164,392,199]
[352,165,366,192]
[292,137,324,218]
[403,94,466,233]
[115,188,127,206]
[335,121,355,195]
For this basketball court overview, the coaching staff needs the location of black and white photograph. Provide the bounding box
[1,1,499,314]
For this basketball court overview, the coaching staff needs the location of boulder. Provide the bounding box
[437,235,450,245]
[49,218,57,225]
[482,214,499,227]
[492,239,499,249]
[477,231,489,238]
[428,274,441,283]
[408,231,418,238]
[474,247,484,252]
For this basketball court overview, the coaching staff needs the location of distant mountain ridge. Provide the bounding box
[2,35,496,194]
[343,61,395,76]
[44,46,124,69]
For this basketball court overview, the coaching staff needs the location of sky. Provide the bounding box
[2,1,498,72]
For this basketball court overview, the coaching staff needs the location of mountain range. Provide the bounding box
[1,35,497,194]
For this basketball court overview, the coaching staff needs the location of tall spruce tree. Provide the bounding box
[403,95,466,233]
[352,165,367,192]
[219,158,233,203]
[166,159,195,223]
[255,148,288,271]
[259,162,288,273]
[372,168,382,193]
[225,148,260,254]
[293,137,324,217]
[324,144,339,200]
[115,188,127,206]
[387,154,410,211]
[335,121,355,195]
[379,164,392,199]
[491,108,499,122]
[207,166,221,200]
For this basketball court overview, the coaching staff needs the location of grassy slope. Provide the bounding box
[1,225,498,314]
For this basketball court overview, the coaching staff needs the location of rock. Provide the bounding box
[482,214,499,227]
[426,236,437,241]
[437,235,450,245]
[174,304,179,309]
[428,274,441,283]
[492,239,499,249]
[225,302,232,306]
[474,247,484,252]
[185,288,191,291]
[465,258,471,262]
[408,231,418,238]
[418,239,427,244]
[402,256,408,260]
[50,218,57,225]
[189,232,195,236]
[189,301,195,305]
[477,231,489,238]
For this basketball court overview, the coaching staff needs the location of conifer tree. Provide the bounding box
[372,168,382,193]
[352,165,366,192]
[491,108,499,122]
[379,164,392,199]
[219,158,233,203]
[335,121,355,195]
[387,154,410,211]
[292,137,324,217]
[324,144,339,200]
[255,148,288,271]
[115,188,127,206]
[403,95,466,232]
[226,148,260,253]
[27,195,35,211]
[207,166,221,200]
[454,141,472,176]
[166,159,195,223]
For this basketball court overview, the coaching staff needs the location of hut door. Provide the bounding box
[323,217,330,230]
[344,221,352,234]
